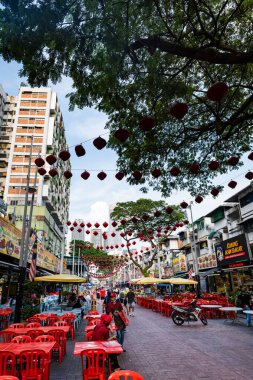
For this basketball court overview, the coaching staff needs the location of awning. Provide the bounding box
[208,231,218,239]
[34,274,85,283]
[199,268,219,277]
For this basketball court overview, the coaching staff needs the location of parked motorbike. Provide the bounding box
[171,299,207,326]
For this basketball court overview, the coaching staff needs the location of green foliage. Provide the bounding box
[21,306,40,321]
[1,1,253,195]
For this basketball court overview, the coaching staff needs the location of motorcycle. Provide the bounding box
[171,299,208,326]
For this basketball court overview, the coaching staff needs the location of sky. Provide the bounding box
[1,58,253,233]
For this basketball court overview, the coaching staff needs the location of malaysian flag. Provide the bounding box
[188,267,193,279]
[29,230,37,281]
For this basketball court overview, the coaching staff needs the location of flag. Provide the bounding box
[188,267,193,280]
[29,230,37,281]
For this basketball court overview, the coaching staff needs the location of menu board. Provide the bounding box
[198,253,217,270]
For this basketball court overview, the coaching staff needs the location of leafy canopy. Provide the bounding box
[1,1,253,195]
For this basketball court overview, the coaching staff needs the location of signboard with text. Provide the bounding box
[172,253,187,273]
[215,234,250,268]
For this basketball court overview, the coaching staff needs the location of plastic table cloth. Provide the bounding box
[73,340,123,356]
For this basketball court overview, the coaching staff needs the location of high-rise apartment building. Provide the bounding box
[108,204,122,249]
[71,219,86,242]
[3,86,70,258]
[91,229,103,247]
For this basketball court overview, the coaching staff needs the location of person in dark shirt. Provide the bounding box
[126,289,136,317]
[92,314,120,371]
[102,290,111,314]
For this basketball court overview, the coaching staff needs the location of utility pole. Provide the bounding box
[72,239,75,275]
[188,202,201,297]
[78,247,80,276]
[14,136,35,322]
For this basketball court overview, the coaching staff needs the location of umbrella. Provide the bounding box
[130,278,145,283]
[137,277,167,285]
[34,274,85,283]
[166,278,198,285]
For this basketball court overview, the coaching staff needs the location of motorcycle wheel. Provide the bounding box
[171,311,185,326]
[199,313,208,325]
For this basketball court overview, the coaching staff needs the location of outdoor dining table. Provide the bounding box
[84,323,117,333]
[243,310,253,327]
[73,340,123,356]
[3,325,70,337]
[219,307,243,323]
[0,341,55,355]
[83,314,101,320]
[200,305,222,308]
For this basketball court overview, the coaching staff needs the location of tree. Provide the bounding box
[111,198,186,276]
[1,1,253,195]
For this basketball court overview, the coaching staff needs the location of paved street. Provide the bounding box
[51,304,253,380]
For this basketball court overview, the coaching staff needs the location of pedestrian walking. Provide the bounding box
[126,288,136,317]
[107,293,127,350]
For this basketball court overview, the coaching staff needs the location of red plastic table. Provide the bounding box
[4,325,69,337]
[0,342,55,355]
[73,341,123,356]
[83,314,101,320]
[84,323,117,332]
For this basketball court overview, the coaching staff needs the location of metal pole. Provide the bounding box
[72,239,75,275]
[14,136,34,322]
[24,168,38,267]
[60,220,66,274]
[78,247,80,276]
[189,202,201,297]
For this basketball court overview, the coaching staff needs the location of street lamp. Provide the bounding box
[188,202,201,297]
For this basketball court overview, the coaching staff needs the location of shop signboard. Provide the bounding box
[215,234,250,268]
[198,253,217,270]
[0,216,21,259]
[172,253,187,273]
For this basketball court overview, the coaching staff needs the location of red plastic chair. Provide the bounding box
[108,370,144,380]
[11,335,32,344]
[26,322,41,329]
[34,335,55,343]
[80,349,106,380]
[45,316,60,326]
[53,321,68,327]
[9,323,24,329]
[0,331,16,343]
[0,351,18,377]
[88,311,99,315]
[86,331,93,342]
[26,317,41,324]
[47,329,65,362]
[61,316,75,340]
[26,330,43,341]
[19,349,47,380]
[0,376,19,380]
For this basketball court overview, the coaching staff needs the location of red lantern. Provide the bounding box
[87,222,92,228]
[127,242,131,247]
[75,144,86,157]
[70,227,74,231]
[103,222,108,228]
[49,168,58,177]
[81,171,90,180]
[157,233,161,238]
[77,228,82,233]
[114,129,130,143]
[46,154,57,165]
[95,223,100,228]
[188,163,200,174]
[121,244,125,248]
[211,188,220,197]
[180,201,188,209]
[208,160,220,170]
[154,210,161,217]
[147,229,153,234]
[93,231,98,236]
[120,219,127,225]
[93,136,107,150]
[115,171,124,180]
[248,152,253,161]
[111,232,116,237]
[112,221,117,227]
[227,156,239,166]
[170,102,188,120]
[245,172,253,180]
[132,216,138,223]
[110,246,114,250]
[179,223,184,227]
[127,231,132,236]
[207,82,228,101]
[38,168,46,176]
[195,195,203,204]
[151,168,162,178]
[59,150,71,161]
[157,228,162,232]
[115,244,119,248]
[184,220,189,224]
[106,246,109,250]
[86,230,90,234]
[73,221,78,227]
[132,241,136,245]
[142,214,149,221]
[228,180,237,189]
[139,116,156,132]
[120,232,125,237]
[80,222,85,228]
[97,171,107,180]
[170,166,181,176]
[165,207,173,214]
[63,170,72,179]
[132,171,142,180]
[67,221,71,226]
[35,157,45,167]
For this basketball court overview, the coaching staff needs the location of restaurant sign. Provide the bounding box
[172,253,187,273]
[215,234,250,268]
[198,253,217,270]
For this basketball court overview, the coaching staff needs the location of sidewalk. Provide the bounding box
[50,304,253,379]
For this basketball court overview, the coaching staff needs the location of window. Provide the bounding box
[10,200,18,205]
[211,208,225,223]
[240,191,253,207]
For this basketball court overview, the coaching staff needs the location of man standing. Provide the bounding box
[126,288,136,317]
[107,293,127,350]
